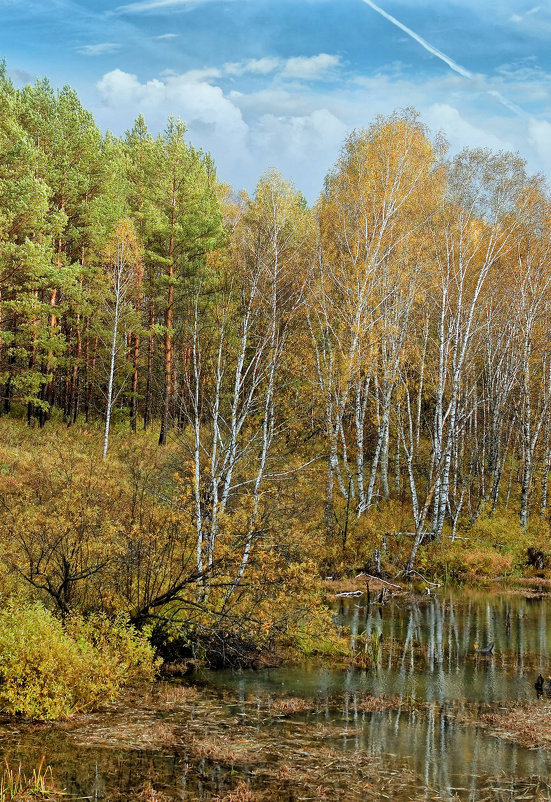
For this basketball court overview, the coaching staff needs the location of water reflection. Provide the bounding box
[202,590,551,799]
[337,704,551,799]
[1,590,550,800]
[344,590,551,702]
[214,594,550,705]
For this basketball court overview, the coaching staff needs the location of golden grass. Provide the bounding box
[212,782,262,802]
[153,683,201,708]
[265,696,313,716]
[188,735,264,765]
[477,702,551,748]
[355,694,405,712]
[137,781,173,802]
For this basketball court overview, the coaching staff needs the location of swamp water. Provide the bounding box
[2,589,551,800]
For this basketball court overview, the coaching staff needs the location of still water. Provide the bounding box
[213,589,551,703]
[2,589,551,800]
[201,589,551,798]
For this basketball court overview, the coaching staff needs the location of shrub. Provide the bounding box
[0,602,158,719]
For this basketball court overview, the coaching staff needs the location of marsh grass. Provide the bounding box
[137,780,173,802]
[153,683,201,709]
[0,757,60,801]
[265,696,313,716]
[188,735,263,765]
[477,702,551,748]
[5,681,551,801]
[355,694,405,712]
[55,682,450,799]
[212,782,262,801]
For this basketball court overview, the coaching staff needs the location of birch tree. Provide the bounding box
[311,111,442,548]
[510,190,551,527]
[100,218,142,458]
[405,150,534,571]
[175,171,313,597]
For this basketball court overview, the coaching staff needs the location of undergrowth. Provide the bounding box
[0,602,158,719]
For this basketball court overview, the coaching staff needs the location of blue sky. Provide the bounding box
[2,0,551,200]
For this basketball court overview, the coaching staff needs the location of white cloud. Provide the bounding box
[77,42,120,56]
[155,33,179,39]
[94,66,349,199]
[507,4,551,34]
[510,6,541,23]
[528,119,551,174]
[97,68,250,172]
[223,54,341,81]
[281,54,342,80]
[224,58,281,77]
[7,67,34,85]
[161,66,222,82]
[94,58,551,204]
[424,103,512,153]
[253,108,347,171]
[98,68,232,118]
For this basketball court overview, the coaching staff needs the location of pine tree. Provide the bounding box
[0,66,57,416]
[126,117,223,444]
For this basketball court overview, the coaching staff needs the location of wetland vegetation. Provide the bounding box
[2,63,551,799]
[2,589,551,800]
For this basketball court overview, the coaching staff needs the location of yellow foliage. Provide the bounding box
[0,602,157,719]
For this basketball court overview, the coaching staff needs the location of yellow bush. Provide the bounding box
[0,602,157,719]
[460,547,513,577]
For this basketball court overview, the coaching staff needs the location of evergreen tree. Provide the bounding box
[126,116,223,443]
[0,66,58,416]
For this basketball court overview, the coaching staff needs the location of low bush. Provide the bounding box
[0,602,158,719]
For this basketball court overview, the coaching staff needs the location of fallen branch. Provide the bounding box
[356,574,402,590]
[335,590,363,598]
[407,569,441,587]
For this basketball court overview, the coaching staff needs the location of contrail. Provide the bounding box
[361,0,472,80]
[487,90,524,117]
[361,0,524,116]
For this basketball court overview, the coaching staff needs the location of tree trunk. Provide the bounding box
[159,180,176,446]
[144,303,154,431]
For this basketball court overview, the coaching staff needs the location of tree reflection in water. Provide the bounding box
[206,590,551,799]
[2,590,551,800]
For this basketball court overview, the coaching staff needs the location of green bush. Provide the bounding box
[0,602,158,719]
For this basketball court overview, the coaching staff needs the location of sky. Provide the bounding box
[2,0,551,201]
